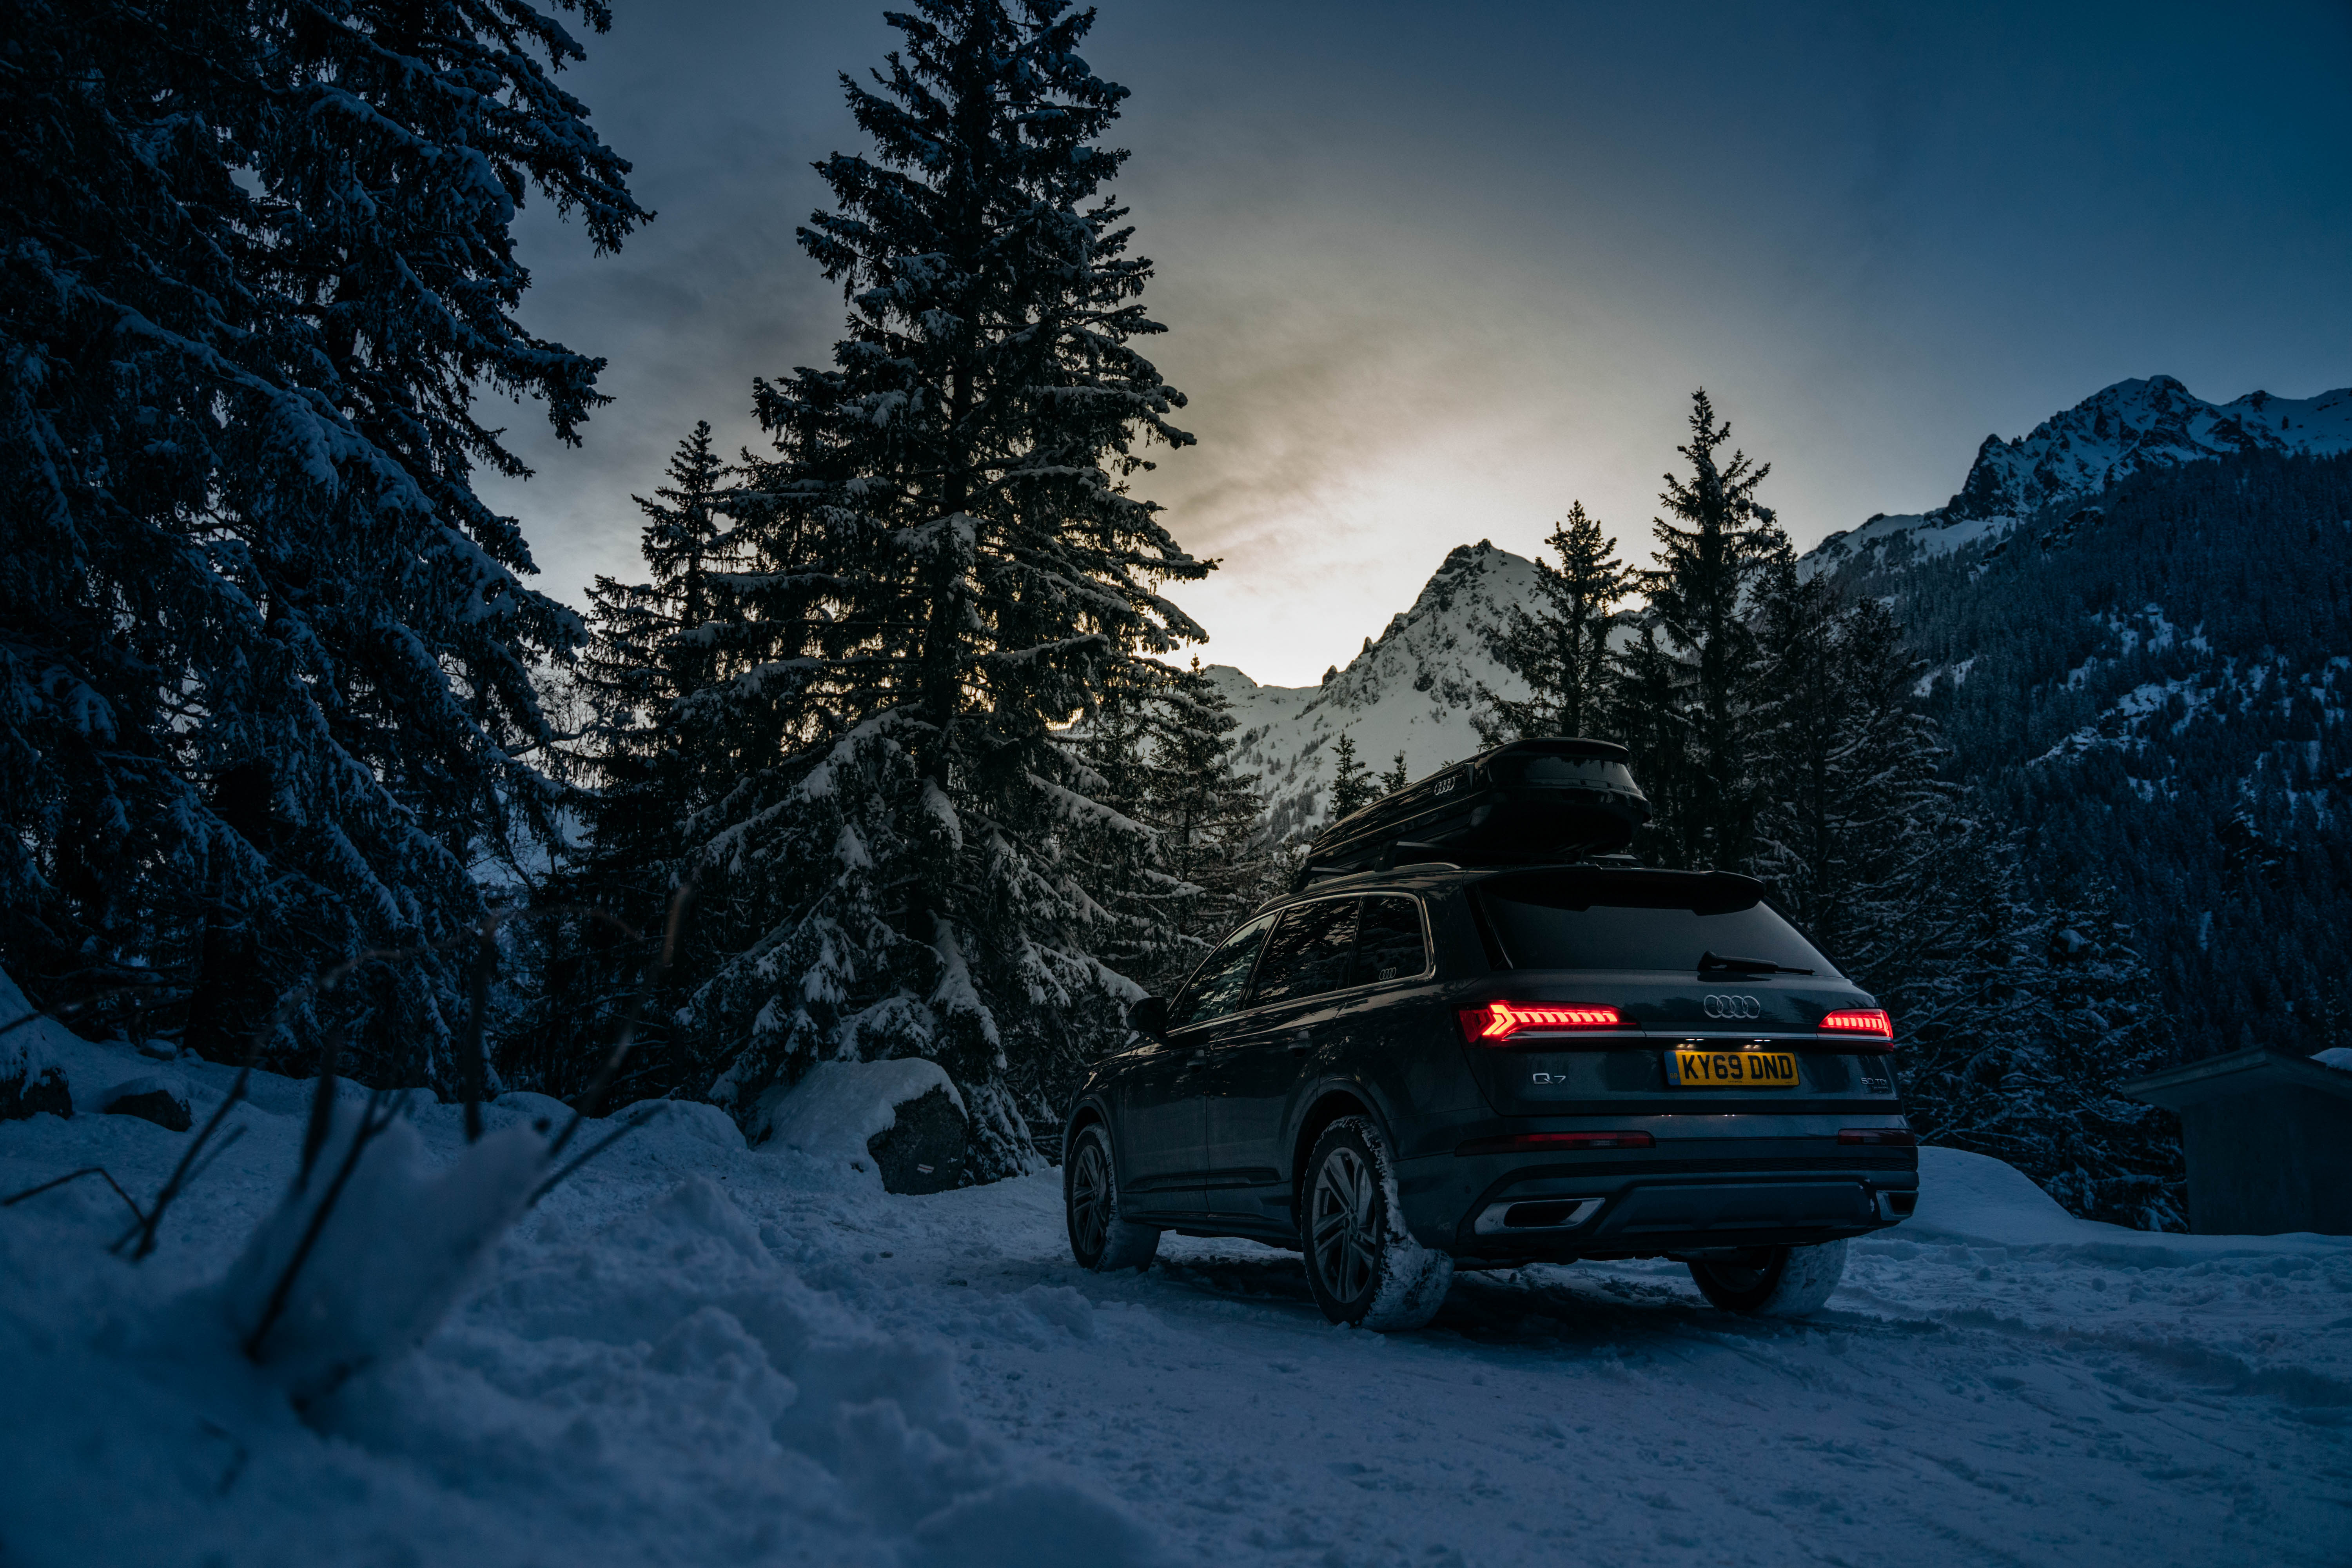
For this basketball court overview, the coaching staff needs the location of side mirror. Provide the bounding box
[1127,995,1170,1038]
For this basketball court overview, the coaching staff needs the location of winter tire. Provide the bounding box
[1687,1238,1847,1318]
[1065,1122,1160,1271]
[1300,1116,1454,1331]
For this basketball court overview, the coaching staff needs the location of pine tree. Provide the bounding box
[1748,557,1954,973]
[578,424,740,895]
[1380,751,1410,793]
[1477,503,1632,745]
[495,424,745,1103]
[1137,661,1274,987]
[671,0,1208,1173]
[1327,731,1377,821]
[0,0,644,1078]
[2015,883,2184,1226]
[1624,391,1789,870]
[1891,860,2185,1228]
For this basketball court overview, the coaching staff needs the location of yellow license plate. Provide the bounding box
[1666,1049,1800,1088]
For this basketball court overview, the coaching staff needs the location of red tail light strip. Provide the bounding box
[1818,1008,1894,1040]
[1454,1130,1655,1156]
[1458,1001,1626,1045]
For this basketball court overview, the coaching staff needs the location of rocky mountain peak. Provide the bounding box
[1804,377,2352,579]
[1945,374,2351,522]
[1210,541,1539,839]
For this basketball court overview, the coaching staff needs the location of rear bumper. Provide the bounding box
[1399,1133,1920,1260]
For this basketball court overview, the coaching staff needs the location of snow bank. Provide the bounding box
[1909,1144,2345,1258]
[0,978,1154,1568]
[220,1103,547,1403]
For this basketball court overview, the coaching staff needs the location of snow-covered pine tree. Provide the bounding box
[1327,731,1377,821]
[1137,661,1274,989]
[1054,655,1200,996]
[0,0,643,1078]
[1884,835,2044,1152]
[1380,751,1410,793]
[1890,859,2185,1228]
[577,424,740,892]
[1623,392,1789,870]
[1748,557,1955,974]
[1476,503,1633,746]
[2013,884,2184,1226]
[495,424,746,1102]
[678,0,1208,1172]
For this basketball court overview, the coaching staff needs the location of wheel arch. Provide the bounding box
[1290,1087,1380,1216]
[1061,1094,1113,1168]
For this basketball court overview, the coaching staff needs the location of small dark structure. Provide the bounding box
[2121,1050,2352,1236]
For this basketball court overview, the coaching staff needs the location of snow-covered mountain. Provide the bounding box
[1206,541,1539,840]
[1211,376,2352,849]
[1802,376,2352,579]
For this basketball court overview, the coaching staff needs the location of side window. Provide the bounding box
[1249,898,1360,1006]
[1352,895,1428,986]
[1168,915,1274,1029]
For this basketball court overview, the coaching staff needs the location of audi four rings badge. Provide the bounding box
[1702,993,1762,1019]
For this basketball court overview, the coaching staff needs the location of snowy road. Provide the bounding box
[772,1167,2352,1568]
[4,1013,2348,1568]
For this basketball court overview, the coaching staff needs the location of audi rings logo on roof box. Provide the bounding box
[1702,993,1762,1020]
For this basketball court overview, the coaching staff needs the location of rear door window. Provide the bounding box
[1477,871,1836,976]
[1350,895,1427,986]
[1169,913,1274,1028]
[1248,898,1360,1006]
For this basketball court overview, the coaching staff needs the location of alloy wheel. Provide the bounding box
[1310,1144,1379,1303]
[1070,1138,1111,1258]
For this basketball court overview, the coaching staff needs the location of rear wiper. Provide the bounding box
[1698,950,1814,976]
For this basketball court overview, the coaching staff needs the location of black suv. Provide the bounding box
[1062,740,1917,1330]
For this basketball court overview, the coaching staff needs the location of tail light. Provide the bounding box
[1455,1130,1655,1156]
[1837,1128,1917,1146]
[1818,1008,1893,1040]
[1457,1001,1625,1044]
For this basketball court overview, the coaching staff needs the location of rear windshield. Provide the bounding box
[1475,869,1837,976]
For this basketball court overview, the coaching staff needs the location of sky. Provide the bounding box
[477,0,2352,688]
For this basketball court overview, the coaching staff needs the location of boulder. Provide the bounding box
[101,1074,194,1132]
[866,1085,968,1195]
[751,1058,971,1194]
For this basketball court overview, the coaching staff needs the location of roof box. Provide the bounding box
[1306,738,1652,874]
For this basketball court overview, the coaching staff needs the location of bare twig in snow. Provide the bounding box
[4,1166,149,1224]
[298,1025,343,1189]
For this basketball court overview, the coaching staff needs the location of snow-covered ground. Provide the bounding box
[5,1019,2348,1567]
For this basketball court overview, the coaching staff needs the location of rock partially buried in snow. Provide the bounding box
[98,1074,193,1132]
[751,1059,970,1194]
[868,1086,967,1194]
